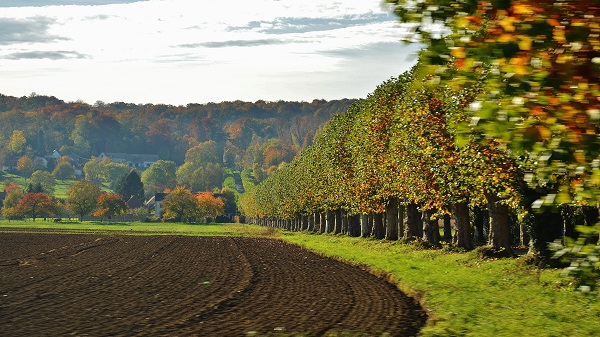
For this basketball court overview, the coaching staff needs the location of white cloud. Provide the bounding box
[0,0,419,104]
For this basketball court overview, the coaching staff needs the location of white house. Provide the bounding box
[97,152,159,170]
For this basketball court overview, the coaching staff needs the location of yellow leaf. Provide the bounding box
[518,37,532,51]
[537,126,552,139]
[499,17,516,32]
[556,54,570,64]
[498,34,514,43]
[513,4,533,15]
[450,47,466,59]
[456,17,470,29]
[553,30,566,43]
[557,192,572,204]
[516,65,528,75]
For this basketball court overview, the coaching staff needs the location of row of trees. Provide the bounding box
[2,180,128,221]
[13,140,249,200]
[242,67,529,252]
[13,154,77,180]
[243,0,599,289]
[2,179,226,223]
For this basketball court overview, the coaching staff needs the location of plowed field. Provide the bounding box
[0,232,425,336]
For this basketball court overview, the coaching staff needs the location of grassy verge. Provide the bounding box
[1,221,597,336]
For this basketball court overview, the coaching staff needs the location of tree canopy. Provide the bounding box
[66,180,102,221]
[385,0,600,205]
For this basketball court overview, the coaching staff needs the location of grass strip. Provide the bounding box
[0,220,242,236]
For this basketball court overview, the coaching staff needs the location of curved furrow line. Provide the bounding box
[184,238,362,336]
[133,236,254,336]
[1,236,180,334]
[0,235,426,337]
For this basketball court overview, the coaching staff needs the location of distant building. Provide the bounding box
[145,193,167,217]
[1,160,18,172]
[126,195,143,210]
[97,152,159,170]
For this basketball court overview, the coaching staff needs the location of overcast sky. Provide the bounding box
[0,0,420,105]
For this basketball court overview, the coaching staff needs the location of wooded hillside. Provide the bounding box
[0,94,355,172]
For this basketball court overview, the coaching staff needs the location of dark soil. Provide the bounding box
[0,232,426,336]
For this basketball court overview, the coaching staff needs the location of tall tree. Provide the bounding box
[196,191,225,219]
[1,185,23,219]
[116,169,145,200]
[52,156,76,180]
[141,160,177,197]
[17,155,34,178]
[30,170,56,195]
[83,157,103,184]
[100,159,130,190]
[66,180,102,221]
[162,186,198,222]
[8,130,27,155]
[185,140,220,165]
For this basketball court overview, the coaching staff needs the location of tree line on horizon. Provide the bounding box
[0,94,355,175]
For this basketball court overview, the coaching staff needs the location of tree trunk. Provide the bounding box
[529,208,563,257]
[372,213,385,240]
[301,215,308,231]
[473,206,486,243]
[360,214,371,238]
[520,222,529,247]
[341,211,349,234]
[485,193,513,254]
[443,213,452,242]
[312,212,319,233]
[397,204,405,239]
[326,210,334,233]
[320,212,327,233]
[334,209,343,234]
[385,198,399,241]
[404,203,421,239]
[422,209,440,244]
[452,202,473,250]
[348,214,361,237]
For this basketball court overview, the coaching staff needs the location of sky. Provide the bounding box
[0,0,420,105]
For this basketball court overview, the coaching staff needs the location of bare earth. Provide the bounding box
[0,232,425,336]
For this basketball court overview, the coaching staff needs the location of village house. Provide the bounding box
[145,193,167,217]
[97,152,159,171]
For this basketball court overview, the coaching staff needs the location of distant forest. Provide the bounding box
[0,93,356,173]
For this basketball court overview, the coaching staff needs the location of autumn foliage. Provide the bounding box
[14,192,57,220]
[195,191,225,219]
[93,192,128,219]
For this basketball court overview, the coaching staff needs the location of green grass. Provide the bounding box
[2,173,112,198]
[0,220,244,236]
[1,221,598,336]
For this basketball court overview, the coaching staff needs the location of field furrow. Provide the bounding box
[0,233,424,337]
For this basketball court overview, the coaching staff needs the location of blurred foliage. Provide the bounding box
[385,0,600,204]
[384,0,600,289]
[551,224,600,292]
